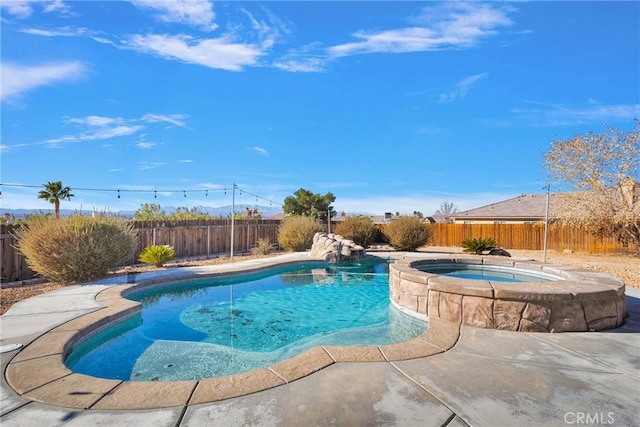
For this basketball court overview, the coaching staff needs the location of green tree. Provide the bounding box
[244,207,261,219]
[134,203,166,220]
[170,206,211,220]
[543,122,639,251]
[38,181,74,219]
[283,188,336,221]
[433,201,459,223]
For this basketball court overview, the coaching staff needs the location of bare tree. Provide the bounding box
[543,122,639,250]
[433,201,459,223]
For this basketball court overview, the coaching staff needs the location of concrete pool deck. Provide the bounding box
[1,252,639,426]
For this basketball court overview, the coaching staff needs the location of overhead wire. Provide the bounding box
[0,182,279,206]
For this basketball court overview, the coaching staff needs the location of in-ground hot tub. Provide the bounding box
[389,255,626,332]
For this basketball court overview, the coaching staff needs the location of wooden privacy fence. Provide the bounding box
[427,223,637,253]
[1,219,281,283]
[133,219,280,262]
[2,221,636,283]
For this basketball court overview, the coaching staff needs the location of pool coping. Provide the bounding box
[4,254,461,410]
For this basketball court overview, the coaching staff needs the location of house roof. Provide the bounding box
[454,183,639,221]
[453,193,564,220]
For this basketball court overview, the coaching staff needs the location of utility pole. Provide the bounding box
[543,184,550,263]
[230,183,236,261]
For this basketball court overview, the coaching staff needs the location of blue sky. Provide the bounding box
[1,1,638,216]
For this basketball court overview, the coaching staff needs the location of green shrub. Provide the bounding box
[251,238,274,255]
[278,215,324,252]
[334,216,378,247]
[383,215,432,251]
[13,215,137,283]
[461,237,497,254]
[138,244,176,267]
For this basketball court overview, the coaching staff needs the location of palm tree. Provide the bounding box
[38,181,74,219]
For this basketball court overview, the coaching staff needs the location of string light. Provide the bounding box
[0,182,279,207]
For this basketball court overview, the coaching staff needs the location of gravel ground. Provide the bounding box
[1,248,638,316]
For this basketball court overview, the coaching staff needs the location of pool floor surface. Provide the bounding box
[2,252,639,427]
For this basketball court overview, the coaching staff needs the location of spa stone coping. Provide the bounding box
[4,254,461,410]
[389,254,626,333]
[391,254,625,300]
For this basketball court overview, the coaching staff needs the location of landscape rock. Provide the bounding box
[309,232,366,263]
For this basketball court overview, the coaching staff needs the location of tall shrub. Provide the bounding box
[334,216,378,247]
[277,215,324,251]
[383,215,432,251]
[13,215,138,283]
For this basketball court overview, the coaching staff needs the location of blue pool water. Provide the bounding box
[417,264,556,283]
[66,261,426,381]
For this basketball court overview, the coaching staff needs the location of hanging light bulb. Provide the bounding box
[154,190,157,198]
[117,190,120,199]
[205,190,208,197]
[183,190,187,198]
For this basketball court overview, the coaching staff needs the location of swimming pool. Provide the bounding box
[66,261,426,381]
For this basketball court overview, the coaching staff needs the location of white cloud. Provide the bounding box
[20,26,90,37]
[43,125,144,146]
[3,113,187,151]
[511,101,640,126]
[142,113,189,128]
[438,72,488,103]
[129,0,217,31]
[135,141,156,149]
[273,57,326,73]
[42,0,68,13]
[0,61,87,101]
[249,146,270,157]
[1,1,34,18]
[273,42,328,73]
[240,7,288,50]
[79,125,144,141]
[66,115,126,127]
[1,0,70,18]
[125,34,264,71]
[327,3,513,57]
[138,162,165,170]
[20,25,119,49]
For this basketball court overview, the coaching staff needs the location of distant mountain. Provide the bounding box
[1,205,283,219]
[161,204,284,218]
